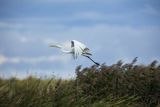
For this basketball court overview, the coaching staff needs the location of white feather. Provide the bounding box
[72,40,86,59]
[50,40,91,58]
[49,40,99,65]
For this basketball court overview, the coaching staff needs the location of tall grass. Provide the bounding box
[0,58,160,107]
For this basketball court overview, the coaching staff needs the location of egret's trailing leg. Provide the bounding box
[84,55,100,66]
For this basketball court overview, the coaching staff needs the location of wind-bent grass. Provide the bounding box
[0,58,160,107]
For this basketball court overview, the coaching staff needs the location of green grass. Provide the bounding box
[0,58,160,107]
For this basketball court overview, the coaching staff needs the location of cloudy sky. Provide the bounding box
[0,0,160,79]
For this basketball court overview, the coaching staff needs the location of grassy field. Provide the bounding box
[0,58,160,107]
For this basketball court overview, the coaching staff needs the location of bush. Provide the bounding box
[75,58,160,107]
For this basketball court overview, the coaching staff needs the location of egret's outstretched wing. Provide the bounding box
[72,40,87,59]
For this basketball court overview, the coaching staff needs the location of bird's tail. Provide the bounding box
[83,48,92,56]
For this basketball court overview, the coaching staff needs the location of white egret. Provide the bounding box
[50,40,100,65]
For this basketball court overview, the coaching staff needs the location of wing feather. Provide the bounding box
[72,40,87,59]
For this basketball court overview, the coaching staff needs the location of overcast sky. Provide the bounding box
[0,0,160,79]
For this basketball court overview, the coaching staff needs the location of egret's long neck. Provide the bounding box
[61,48,72,53]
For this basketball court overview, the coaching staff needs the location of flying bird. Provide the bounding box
[50,40,100,66]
